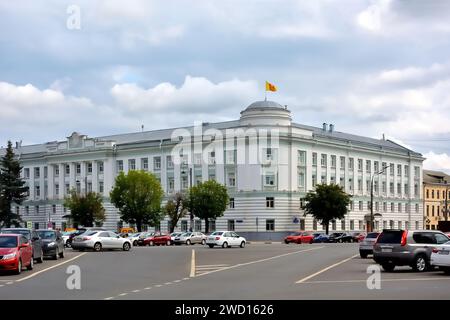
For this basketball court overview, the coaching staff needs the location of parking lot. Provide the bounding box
[1,242,450,300]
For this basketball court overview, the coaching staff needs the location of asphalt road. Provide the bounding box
[1,243,450,300]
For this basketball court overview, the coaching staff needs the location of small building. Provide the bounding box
[423,170,450,230]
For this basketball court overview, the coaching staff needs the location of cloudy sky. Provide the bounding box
[1,0,450,173]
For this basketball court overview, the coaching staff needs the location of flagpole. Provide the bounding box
[264,81,267,101]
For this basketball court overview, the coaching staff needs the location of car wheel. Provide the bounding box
[59,249,64,258]
[166,240,171,246]
[93,242,102,252]
[309,240,313,244]
[381,263,395,272]
[360,252,368,259]
[36,249,44,263]
[284,240,289,244]
[27,257,34,271]
[133,240,138,246]
[412,254,429,272]
[149,241,154,246]
[16,259,22,275]
[186,240,191,245]
[441,267,450,275]
[240,241,246,248]
[222,242,228,248]
[201,239,206,245]
[123,242,131,251]
[66,241,72,248]
[208,244,214,248]
[338,239,343,243]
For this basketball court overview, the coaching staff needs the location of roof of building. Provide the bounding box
[423,170,450,184]
[243,100,288,112]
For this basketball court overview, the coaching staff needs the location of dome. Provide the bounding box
[240,100,292,126]
[244,100,288,111]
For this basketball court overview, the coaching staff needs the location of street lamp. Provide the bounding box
[76,176,88,195]
[370,165,390,232]
[181,167,193,232]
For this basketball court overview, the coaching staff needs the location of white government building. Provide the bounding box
[2,100,424,240]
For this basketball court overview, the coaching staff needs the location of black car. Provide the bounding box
[0,228,44,263]
[36,229,65,259]
[327,232,354,243]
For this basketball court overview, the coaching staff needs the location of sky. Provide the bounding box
[0,0,450,173]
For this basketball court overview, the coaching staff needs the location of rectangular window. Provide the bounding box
[166,156,174,169]
[374,161,379,172]
[398,203,402,212]
[87,182,92,193]
[35,205,39,215]
[98,162,104,173]
[195,220,202,232]
[383,202,387,212]
[87,162,93,174]
[228,220,235,231]
[209,219,216,232]
[99,182,104,194]
[298,170,305,189]
[321,154,327,167]
[391,202,395,212]
[265,148,273,160]
[76,163,81,174]
[128,159,136,171]
[154,157,161,170]
[340,156,345,170]
[266,197,274,208]
[116,160,123,173]
[390,163,394,176]
[168,178,175,192]
[227,172,236,187]
[65,183,70,194]
[359,201,363,211]
[350,220,354,230]
[265,174,275,186]
[181,176,188,190]
[313,219,317,231]
[332,220,337,231]
[312,174,317,188]
[65,165,70,175]
[341,219,346,231]
[35,185,40,197]
[404,165,409,177]
[52,204,56,214]
[141,158,148,171]
[359,220,363,230]
[415,203,419,213]
[266,219,275,231]
[349,158,354,170]
[374,180,379,193]
[348,178,353,191]
[382,181,386,193]
[414,166,420,178]
[331,155,336,168]
[358,159,363,171]
[181,220,188,232]
[226,150,236,164]
[55,184,59,196]
[397,164,402,176]
[397,183,401,195]
[44,166,48,178]
[321,175,326,184]
[34,167,40,178]
[404,183,409,195]
[24,168,30,179]
[298,150,306,166]
[312,153,317,166]
[390,182,394,195]
[229,198,235,209]
[366,160,371,173]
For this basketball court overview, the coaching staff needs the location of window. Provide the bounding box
[404,165,409,177]
[168,178,174,192]
[195,220,201,232]
[426,189,429,198]
[34,167,40,178]
[98,162,104,173]
[390,163,394,176]
[76,163,81,174]
[87,182,92,193]
[312,174,317,188]
[87,162,92,174]
[166,156,174,169]
[390,182,394,195]
[331,155,336,168]
[414,166,420,178]
[359,220,363,230]
[25,206,29,215]
[432,190,435,199]
[383,202,387,212]
[228,220,235,231]
[350,220,354,230]
[35,185,40,197]
[141,158,148,171]
[209,219,216,232]
[321,175,326,184]
[265,173,275,186]
[76,181,81,194]
[332,220,336,231]
[437,190,441,199]
[313,219,317,230]
[349,158,354,170]
[116,160,123,173]
[339,177,345,188]
[297,150,306,166]
[35,205,39,215]
[208,173,216,181]
[415,203,419,213]
[398,203,402,213]
[415,221,419,230]
[383,221,387,229]
[55,184,59,196]
[375,202,379,211]
[359,201,363,211]
[404,183,409,195]
[312,153,317,166]
[228,172,236,187]
[265,148,273,160]
[340,156,345,170]
[321,154,327,167]
[65,183,70,194]
[374,180,379,193]
[341,219,345,230]
[24,168,30,179]
[266,219,275,231]
[99,182,104,193]
[128,159,136,171]
[390,220,394,229]
[34,223,40,230]
[154,157,161,170]
[366,160,371,173]
[54,166,59,177]
[52,205,56,214]
[348,178,353,191]
[397,183,401,195]
[397,164,401,176]
[229,198,235,209]
[181,220,188,232]
[181,176,188,190]
[382,181,387,194]
[398,221,402,229]
[358,159,363,171]
[266,197,274,208]
[298,171,305,189]
[374,161,379,172]
[226,150,236,164]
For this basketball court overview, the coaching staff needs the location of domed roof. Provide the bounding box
[244,100,287,111]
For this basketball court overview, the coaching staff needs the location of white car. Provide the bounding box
[430,240,450,274]
[71,230,132,252]
[170,232,183,243]
[128,232,144,246]
[206,231,246,248]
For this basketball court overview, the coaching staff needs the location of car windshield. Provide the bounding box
[210,232,223,236]
[0,229,30,239]
[0,236,18,248]
[182,233,191,236]
[37,231,56,240]
[366,233,380,239]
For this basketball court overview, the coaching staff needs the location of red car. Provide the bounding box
[143,233,172,246]
[284,232,315,244]
[0,234,33,274]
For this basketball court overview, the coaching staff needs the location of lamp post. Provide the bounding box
[76,177,88,195]
[182,167,193,232]
[370,165,390,232]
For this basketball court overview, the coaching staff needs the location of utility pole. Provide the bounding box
[189,167,193,232]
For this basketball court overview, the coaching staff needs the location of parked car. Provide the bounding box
[313,233,330,243]
[65,227,106,248]
[128,233,144,246]
[143,233,172,246]
[284,232,302,244]
[170,232,183,243]
[173,232,207,245]
[0,234,34,274]
[327,232,354,243]
[373,229,450,272]
[0,228,44,263]
[352,232,366,243]
[206,231,246,248]
[430,241,450,274]
[62,231,76,247]
[359,232,380,258]
[36,229,65,260]
[137,232,155,246]
[71,230,132,252]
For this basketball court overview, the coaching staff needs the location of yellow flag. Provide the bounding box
[265,81,277,92]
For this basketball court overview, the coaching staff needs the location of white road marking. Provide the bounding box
[196,266,229,270]
[132,289,141,293]
[296,254,359,284]
[190,249,196,277]
[196,264,229,267]
[182,277,190,280]
[155,284,163,287]
[6,282,13,285]
[16,253,87,282]
[104,297,115,300]
[302,277,450,284]
[144,287,152,290]
[196,246,324,278]
[119,293,128,296]
[164,282,172,285]
[173,280,181,283]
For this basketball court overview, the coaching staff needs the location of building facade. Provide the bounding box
[1,100,425,240]
[423,170,450,230]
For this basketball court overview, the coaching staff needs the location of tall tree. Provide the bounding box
[164,192,188,233]
[0,141,29,228]
[303,183,352,235]
[186,180,229,233]
[110,170,164,232]
[64,190,106,227]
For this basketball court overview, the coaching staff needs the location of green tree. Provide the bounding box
[110,170,164,232]
[186,180,229,233]
[64,190,106,227]
[164,192,188,233]
[0,141,29,228]
[303,183,352,235]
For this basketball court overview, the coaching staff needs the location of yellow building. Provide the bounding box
[423,170,450,230]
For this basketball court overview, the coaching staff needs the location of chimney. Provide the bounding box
[329,124,334,133]
[322,123,328,131]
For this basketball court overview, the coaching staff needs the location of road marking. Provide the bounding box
[196,246,324,278]
[144,287,152,290]
[6,282,13,285]
[155,284,163,287]
[0,280,13,282]
[16,253,87,282]
[196,264,229,267]
[104,297,115,300]
[302,277,450,284]
[182,277,190,280]
[173,280,181,283]
[164,282,172,285]
[190,249,196,277]
[119,293,128,296]
[132,289,141,293]
[296,254,359,284]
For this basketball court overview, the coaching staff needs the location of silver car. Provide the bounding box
[173,232,207,245]
[359,232,380,258]
[71,230,132,252]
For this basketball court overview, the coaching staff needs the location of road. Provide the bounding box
[1,243,450,299]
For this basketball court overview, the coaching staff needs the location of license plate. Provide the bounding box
[439,251,449,255]
[381,248,392,253]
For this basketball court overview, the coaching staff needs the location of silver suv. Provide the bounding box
[373,229,450,272]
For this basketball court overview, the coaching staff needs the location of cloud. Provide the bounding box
[423,152,450,174]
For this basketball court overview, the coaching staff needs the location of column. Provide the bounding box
[58,164,65,199]
[80,161,87,194]
[69,162,76,191]
[92,160,99,194]
[39,165,45,201]
[48,164,54,200]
